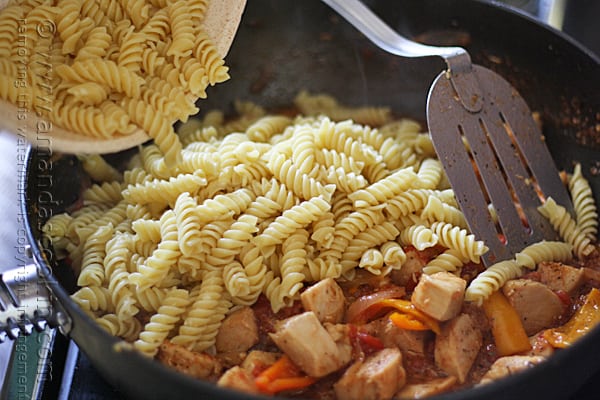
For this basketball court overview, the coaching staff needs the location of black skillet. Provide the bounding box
[6,0,600,399]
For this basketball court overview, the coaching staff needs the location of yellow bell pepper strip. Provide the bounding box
[389,311,430,331]
[255,354,317,395]
[351,298,441,334]
[482,290,531,356]
[543,287,600,348]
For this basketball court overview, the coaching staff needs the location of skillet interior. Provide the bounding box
[23,0,600,399]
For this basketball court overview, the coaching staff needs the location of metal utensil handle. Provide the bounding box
[0,262,71,342]
[321,0,483,112]
[322,0,468,67]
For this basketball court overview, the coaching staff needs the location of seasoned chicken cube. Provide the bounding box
[324,323,353,366]
[527,332,555,358]
[215,306,259,354]
[479,355,545,385]
[396,376,457,399]
[412,271,466,321]
[502,279,564,336]
[241,350,279,375]
[379,318,429,354]
[537,262,585,295]
[269,311,346,377]
[434,313,482,383]
[301,277,346,323]
[334,348,406,400]
[157,340,222,380]
[391,247,427,287]
[217,366,260,394]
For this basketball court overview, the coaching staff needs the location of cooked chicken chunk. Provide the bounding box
[217,366,259,393]
[378,318,429,354]
[396,376,457,399]
[434,313,482,383]
[334,348,406,400]
[412,271,466,321]
[270,311,347,377]
[301,277,346,323]
[537,262,585,295]
[157,340,222,380]
[479,355,545,385]
[241,350,279,374]
[215,306,259,354]
[502,279,564,336]
[324,323,353,366]
[391,247,427,287]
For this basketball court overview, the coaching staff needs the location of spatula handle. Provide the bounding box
[322,0,469,69]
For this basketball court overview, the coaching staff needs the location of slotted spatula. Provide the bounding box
[323,0,573,266]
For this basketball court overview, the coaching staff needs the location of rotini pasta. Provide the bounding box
[40,91,599,379]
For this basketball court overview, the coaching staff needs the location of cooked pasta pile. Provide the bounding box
[42,91,597,359]
[0,0,228,165]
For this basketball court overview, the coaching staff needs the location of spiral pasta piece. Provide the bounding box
[515,241,573,270]
[167,1,194,59]
[124,173,207,207]
[422,248,466,275]
[538,197,595,258]
[134,288,191,357]
[71,286,113,314]
[121,97,183,167]
[569,163,598,241]
[56,59,144,98]
[398,224,438,251]
[104,234,138,321]
[171,267,231,351]
[430,221,488,264]
[359,248,387,276]
[275,228,309,308]
[348,167,418,208]
[465,260,523,305]
[267,151,335,202]
[252,196,331,255]
[78,224,114,287]
[422,195,468,230]
[380,241,406,270]
[129,210,180,290]
[174,192,203,256]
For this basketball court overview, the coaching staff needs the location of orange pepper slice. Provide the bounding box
[389,311,430,331]
[375,299,441,334]
[482,290,531,356]
[543,287,600,348]
[255,355,316,394]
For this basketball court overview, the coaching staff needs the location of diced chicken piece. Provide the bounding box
[217,366,260,394]
[241,350,279,375]
[391,248,427,287]
[301,277,346,323]
[537,262,585,295]
[334,348,406,400]
[269,311,346,377]
[215,306,259,354]
[527,332,555,358]
[157,340,222,380]
[412,271,466,321]
[434,313,482,383]
[479,355,546,385]
[324,323,353,366]
[379,318,429,354]
[502,279,564,336]
[396,376,457,399]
